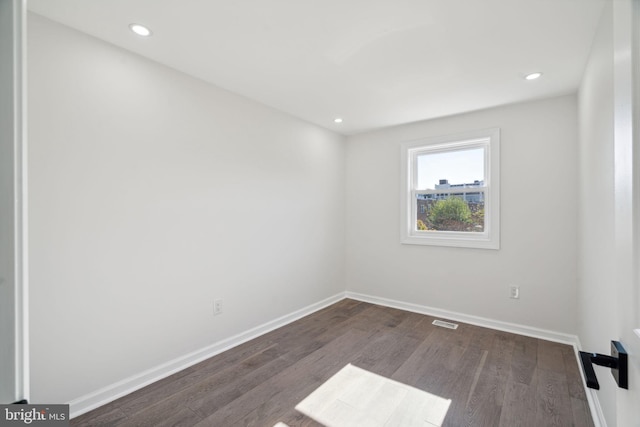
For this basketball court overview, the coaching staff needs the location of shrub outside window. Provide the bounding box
[400,128,500,249]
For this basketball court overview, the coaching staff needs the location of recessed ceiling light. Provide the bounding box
[334,118,343,123]
[129,23,152,37]
[525,72,542,81]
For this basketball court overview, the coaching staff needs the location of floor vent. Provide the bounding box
[432,319,459,330]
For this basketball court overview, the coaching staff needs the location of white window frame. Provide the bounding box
[400,128,500,249]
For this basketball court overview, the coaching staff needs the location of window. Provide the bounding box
[400,128,500,249]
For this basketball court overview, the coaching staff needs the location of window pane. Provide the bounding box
[401,128,499,248]
[416,194,484,232]
[416,148,484,190]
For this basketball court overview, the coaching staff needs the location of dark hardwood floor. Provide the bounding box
[71,299,594,427]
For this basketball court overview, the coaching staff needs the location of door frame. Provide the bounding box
[0,0,28,404]
[612,0,640,425]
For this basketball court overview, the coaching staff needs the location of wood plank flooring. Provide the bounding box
[71,300,594,427]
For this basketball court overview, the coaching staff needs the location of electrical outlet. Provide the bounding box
[213,299,223,315]
[509,286,520,299]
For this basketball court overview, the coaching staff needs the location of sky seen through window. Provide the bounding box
[417,148,485,190]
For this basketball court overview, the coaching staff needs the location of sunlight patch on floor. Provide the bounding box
[295,364,451,426]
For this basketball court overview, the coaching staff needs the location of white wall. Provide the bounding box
[346,95,579,333]
[0,0,23,404]
[28,14,345,404]
[577,4,617,425]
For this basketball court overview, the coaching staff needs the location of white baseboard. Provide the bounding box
[70,290,606,427]
[586,388,607,427]
[346,291,607,427]
[68,292,346,418]
[582,378,607,427]
[345,291,578,345]
[570,337,608,427]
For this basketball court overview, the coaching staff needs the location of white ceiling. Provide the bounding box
[27,0,605,135]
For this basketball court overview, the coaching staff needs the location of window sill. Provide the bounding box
[401,232,499,250]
